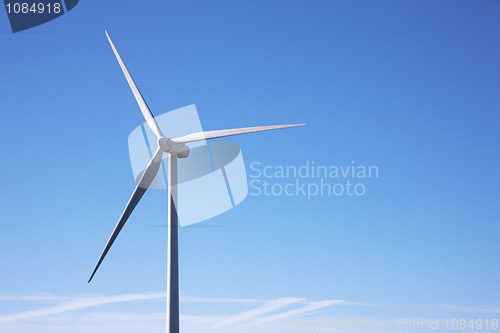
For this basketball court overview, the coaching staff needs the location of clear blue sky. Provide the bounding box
[1,1,499,332]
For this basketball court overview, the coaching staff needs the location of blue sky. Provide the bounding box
[1,0,499,332]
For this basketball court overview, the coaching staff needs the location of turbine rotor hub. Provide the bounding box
[158,137,171,152]
[157,137,190,158]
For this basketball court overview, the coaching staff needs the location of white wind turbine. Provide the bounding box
[88,31,306,333]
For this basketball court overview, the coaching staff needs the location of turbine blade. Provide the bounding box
[169,124,307,144]
[105,31,164,138]
[88,148,164,283]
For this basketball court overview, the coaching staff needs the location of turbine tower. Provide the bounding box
[88,31,306,333]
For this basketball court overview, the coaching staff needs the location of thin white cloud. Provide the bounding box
[0,292,343,333]
[434,304,500,314]
[2,292,500,333]
[0,292,164,322]
[180,296,264,303]
[342,301,380,307]
[0,312,165,333]
[233,299,344,331]
[207,297,306,330]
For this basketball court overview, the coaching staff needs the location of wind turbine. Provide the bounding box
[88,31,306,333]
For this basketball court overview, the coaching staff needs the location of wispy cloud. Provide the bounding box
[0,292,164,322]
[231,299,344,331]
[0,292,342,333]
[432,304,500,314]
[180,296,264,304]
[1,292,500,333]
[207,297,306,330]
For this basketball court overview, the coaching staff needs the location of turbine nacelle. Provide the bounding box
[158,137,190,158]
